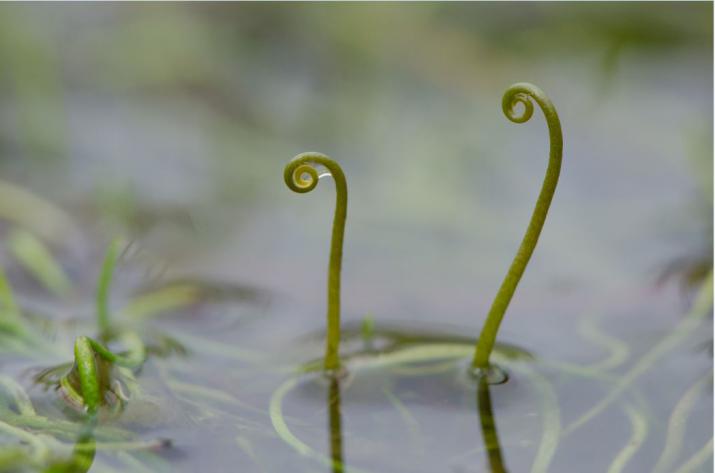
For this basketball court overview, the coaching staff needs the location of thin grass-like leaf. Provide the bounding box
[564,272,713,435]
[606,404,648,473]
[653,374,712,473]
[7,228,71,298]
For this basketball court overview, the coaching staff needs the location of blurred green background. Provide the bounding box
[0,4,712,472]
[0,2,711,324]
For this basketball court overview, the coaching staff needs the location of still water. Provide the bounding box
[0,3,712,472]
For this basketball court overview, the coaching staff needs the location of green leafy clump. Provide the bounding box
[59,238,146,416]
[60,335,143,416]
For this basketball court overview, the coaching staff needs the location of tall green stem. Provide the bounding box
[96,238,123,338]
[284,152,347,372]
[472,83,563,370]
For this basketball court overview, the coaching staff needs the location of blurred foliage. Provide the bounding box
[0,2,707,295]
[0,5,710,472]
[0,2,709,187]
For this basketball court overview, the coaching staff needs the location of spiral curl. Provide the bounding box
[473,82,563,372]
[284,152,348,373]
[285,163,319,193]
[501,83,562,140]
[503,91,533,124]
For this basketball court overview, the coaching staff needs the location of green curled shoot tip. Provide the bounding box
[96,237,124,338]
[62,335,144,415]
[284,152,348,373]
[472,83,563,372]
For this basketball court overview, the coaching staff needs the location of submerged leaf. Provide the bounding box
[7,229,71,298]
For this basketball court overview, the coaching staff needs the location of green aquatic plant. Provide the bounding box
[284,152,348,373]
[59,238,146,415]
[268,270,713,471]
[59,335,144,416]
[1,371,170,471]
[34,238,146,416]
[96,237,123,339]
[472,83,563,373]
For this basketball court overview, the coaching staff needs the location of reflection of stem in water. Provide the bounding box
[56,428,96,473]
[41,422,96,473]
[270,376,370,473]
[328,378,344,473]
[477,379,508,473]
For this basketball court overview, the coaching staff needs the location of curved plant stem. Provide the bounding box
[8,229,72,298]
[97,238,123,338]
[563,271,713,435]
[513,363,561,473]
[672,438,713,473]
[606,404,647,473]
[653,374,711,473]
[285,152,348,373]
[578,317,630,372]
[472,83,563,371]
[0,376,36,416]
[269,376,370,473]
[86,336,145,368]
[269,377,314,457]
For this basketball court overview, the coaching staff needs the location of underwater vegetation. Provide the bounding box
[0,208,266,470]
[0,80,711,473]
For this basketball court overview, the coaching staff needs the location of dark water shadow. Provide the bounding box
[323,375,510,473]
[327,377,344,473]
[44,421,96,473]
[477,378,508,473]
